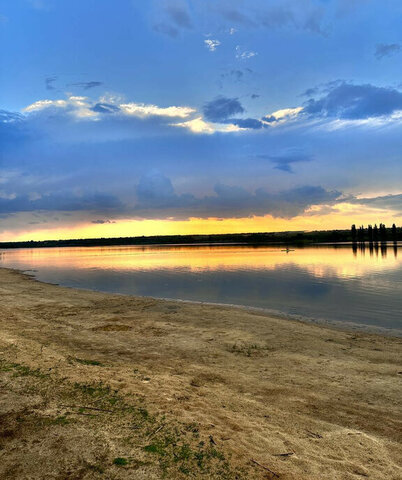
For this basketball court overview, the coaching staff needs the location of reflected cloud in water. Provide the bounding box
[1,244,401,333]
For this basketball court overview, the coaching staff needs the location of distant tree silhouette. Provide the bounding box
[357,225,365,242]
[367,224,373,243]
[379,223,387,242]
[351,224,357,243]
[392,223,397,241]
[373,224,379,242]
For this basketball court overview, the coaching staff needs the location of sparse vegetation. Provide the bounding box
[228,342,270,357]
[73,357,104,366]
[0,358,244,479]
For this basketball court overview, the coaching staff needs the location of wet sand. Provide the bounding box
[0,267,401,479]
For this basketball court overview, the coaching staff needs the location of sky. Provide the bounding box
[0,0,401,241]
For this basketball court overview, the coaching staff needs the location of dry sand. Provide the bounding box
[0,267,401,479]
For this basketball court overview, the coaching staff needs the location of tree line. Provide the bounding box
[351,223,400,243]
[1,226,401,250]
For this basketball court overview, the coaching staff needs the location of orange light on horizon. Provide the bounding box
[1,202,401,243]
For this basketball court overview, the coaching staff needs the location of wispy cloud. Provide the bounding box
[258,149,313,173]
[45,76,57,91]
[235,45,257,60]
[263,107,303,125]
[69,81,103,90]
[165,4,192,29]
[375,43,401,60]
[153,22,178,37]
[204,39,221,52]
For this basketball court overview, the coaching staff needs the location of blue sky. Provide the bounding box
[0,0,401,240]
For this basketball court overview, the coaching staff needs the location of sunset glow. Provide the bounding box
[1,1,401,240]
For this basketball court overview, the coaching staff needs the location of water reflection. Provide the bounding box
[1,244,401,332]
[352,241,397,259]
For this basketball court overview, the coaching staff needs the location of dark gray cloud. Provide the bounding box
[221,69,243,81]
[303,82,402,119]
[0,109,28,149]
[166,4,192,29]
[300,87,319,97]
[350,193,402,213]
[218,7,256,27]
[300,80,345,97]
[258,150,313,173]
[260,6,294,29]
[215,1,327,36]
[154,2,192,36]
[91,219,116,224]
[0,192,122,215]
[136,171,196,209]
[225,118,263,129]
[302,8,326,36]
[153,22,178,37]
[134,172,341,219]
[91,103,121,114]
[375,43,401,60]
[0,109,24,123]
[45,76,57,91]
[203,96,245,122]
[262,114,277,123]
[69,81,103,90]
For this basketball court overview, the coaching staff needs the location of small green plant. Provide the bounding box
[74,358,104,366]
[138,407,149,420]
[229,342,268,357]
[8,363,49,379]
[41,415,71,426]
[113,457,128,466]
[144,442,167,456]
[86,463,105,474]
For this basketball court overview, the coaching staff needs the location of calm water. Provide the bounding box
[1,243,401,334]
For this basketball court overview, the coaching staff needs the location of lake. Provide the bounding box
[1,243,401,335]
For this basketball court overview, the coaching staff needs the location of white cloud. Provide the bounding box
[263,107,303,125]
[23,96,97,119]
[120,102,195,118]
[204,39,221,52]
[24,99,68,112]
[172,116,241,134]
[235,45,257,60]
[23,96,195,121]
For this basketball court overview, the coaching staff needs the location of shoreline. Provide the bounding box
[17,266,402,339]
[1,267,401,479]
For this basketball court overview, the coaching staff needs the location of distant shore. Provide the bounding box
[1,267,401,479]
[1,226,401,250]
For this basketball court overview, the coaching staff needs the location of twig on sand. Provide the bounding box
[147,423,166,439]
[273,452,294,457]
[251,459,279,478]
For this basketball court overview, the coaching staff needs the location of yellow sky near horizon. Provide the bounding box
[2,202,401,242]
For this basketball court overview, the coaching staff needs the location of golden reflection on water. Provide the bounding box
[2,244,401,280]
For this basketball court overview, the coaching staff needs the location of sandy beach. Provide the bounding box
[0,267,401,479]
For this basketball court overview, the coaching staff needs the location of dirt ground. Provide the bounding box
[0,267,401,479]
